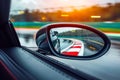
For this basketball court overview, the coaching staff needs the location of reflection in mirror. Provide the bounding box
[50,27,104,57]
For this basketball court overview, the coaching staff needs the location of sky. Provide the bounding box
[11,0,120,11]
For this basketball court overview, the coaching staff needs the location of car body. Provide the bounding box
[36,28,61,54]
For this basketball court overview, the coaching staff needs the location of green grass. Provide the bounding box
[13,22,120,33]
[97,28,120,33]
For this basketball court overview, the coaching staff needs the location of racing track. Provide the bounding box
[60,38,84,56]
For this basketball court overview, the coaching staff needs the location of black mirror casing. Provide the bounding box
[36,23,111,60]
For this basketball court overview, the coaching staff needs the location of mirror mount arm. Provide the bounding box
[36,48,50,55]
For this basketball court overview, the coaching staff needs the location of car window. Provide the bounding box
[10,0,120,48]
[10,0,120,80]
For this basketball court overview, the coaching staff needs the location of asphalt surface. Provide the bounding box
[60,38,103,56]
[49,40,120,80]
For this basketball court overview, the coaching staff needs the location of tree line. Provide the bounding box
[11,3,120,22]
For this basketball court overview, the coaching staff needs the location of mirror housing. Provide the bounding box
[36,23,111,60]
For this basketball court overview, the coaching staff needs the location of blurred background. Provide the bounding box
[10,0,120,47]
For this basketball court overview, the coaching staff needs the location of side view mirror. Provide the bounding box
[35,23,111,60]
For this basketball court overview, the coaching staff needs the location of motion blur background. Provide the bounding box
[10,0,120,47]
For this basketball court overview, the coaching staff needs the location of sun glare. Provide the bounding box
[61,0,69,1]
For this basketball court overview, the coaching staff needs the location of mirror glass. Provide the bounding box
[50,27,104,57]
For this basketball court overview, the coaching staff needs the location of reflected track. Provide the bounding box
[61,39,84,56]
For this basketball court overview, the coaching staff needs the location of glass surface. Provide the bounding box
[10,0,120,80]
[10,0,120,49]
[50,27,104,56]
